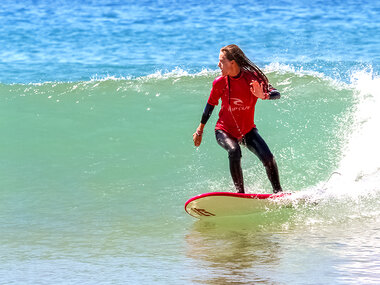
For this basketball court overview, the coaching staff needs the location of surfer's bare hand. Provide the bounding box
[193,130,203,147]
[250,81,268,99]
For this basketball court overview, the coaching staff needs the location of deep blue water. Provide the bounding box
[1,0,379,83]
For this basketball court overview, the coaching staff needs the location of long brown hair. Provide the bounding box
[221,44,269,91]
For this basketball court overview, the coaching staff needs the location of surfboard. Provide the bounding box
[185,192,292,219]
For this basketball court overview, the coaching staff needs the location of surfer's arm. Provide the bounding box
[201,103,215,124]
[193,103,215,147]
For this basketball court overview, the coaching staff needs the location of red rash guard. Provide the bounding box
[207,71,261,140]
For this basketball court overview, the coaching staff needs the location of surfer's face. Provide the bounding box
[218,51,234,76]
[218,51,239,77]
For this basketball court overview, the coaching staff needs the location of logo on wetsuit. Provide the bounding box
[230,98,251,111]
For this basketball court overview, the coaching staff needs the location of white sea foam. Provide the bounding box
[264,62,325,79]
[339,68,380,178]
[141,67,217,80]
[293,68,380,210]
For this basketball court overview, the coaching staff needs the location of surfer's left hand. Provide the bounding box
[250,81,269,100]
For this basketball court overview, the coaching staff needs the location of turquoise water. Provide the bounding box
[1,1,380,284]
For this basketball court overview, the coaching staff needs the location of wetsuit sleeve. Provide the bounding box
[268,84,281,100]
[201,77,224,124]
[207,77,224,106]
[201,103,215,124]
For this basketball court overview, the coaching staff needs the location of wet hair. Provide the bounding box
[221,44,269,91]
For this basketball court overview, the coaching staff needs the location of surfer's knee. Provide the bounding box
[262,154,275,168]
[228,146,242,161]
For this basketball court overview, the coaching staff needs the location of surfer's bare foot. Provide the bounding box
[273,189,283,193]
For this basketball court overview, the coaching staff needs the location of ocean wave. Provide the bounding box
[281,67,380,220]
[1,63,377,88]
[335,68,380,185]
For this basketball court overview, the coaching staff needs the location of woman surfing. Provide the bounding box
[193,44,283,194]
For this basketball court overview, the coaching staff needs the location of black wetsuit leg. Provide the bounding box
[215,130,245,193]
[244,128,282,193]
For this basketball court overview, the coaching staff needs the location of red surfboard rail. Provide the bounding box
[185,192,290,209]
[185,192,292,218]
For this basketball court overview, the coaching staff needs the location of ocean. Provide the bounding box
[1,0,379,284]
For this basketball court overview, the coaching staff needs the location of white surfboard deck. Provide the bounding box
[185,192,292,219]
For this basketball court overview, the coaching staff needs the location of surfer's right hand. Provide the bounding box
[193,130,203,147]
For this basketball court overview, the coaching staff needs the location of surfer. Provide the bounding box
[193,44,282,194]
